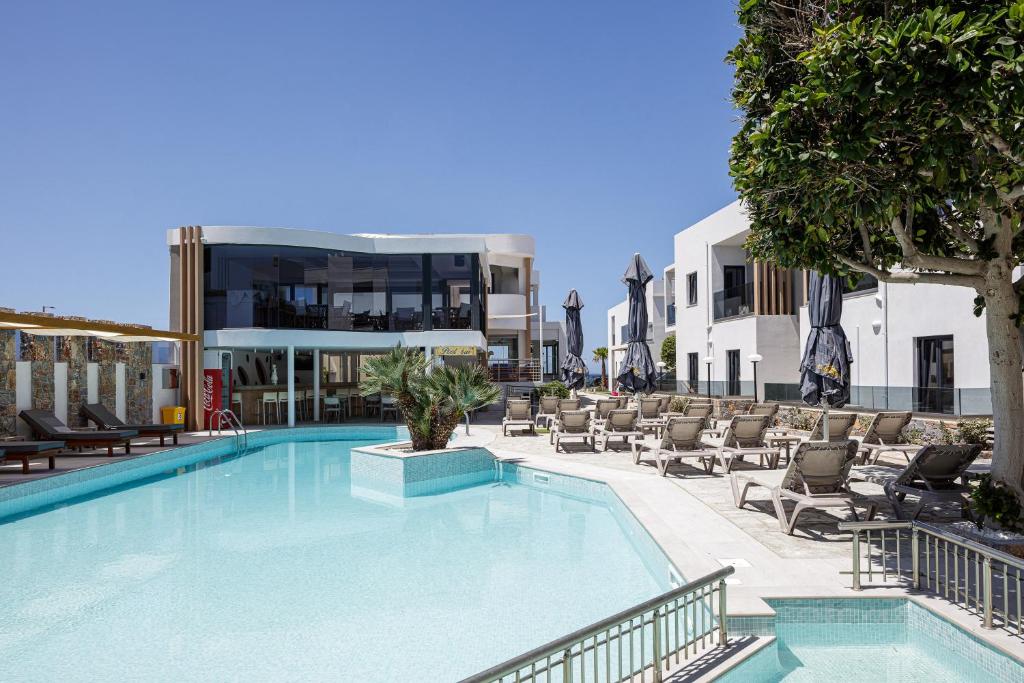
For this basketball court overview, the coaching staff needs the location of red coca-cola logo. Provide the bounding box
[202,373,215,412]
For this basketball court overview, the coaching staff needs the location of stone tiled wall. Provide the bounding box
[23,332,54,412]
[91,339,119,413]
[63,337,88,427]
[0,330,15,435]
[125,342,152,424]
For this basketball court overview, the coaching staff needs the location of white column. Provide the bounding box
[287,345,295,426]
[313,349,320,422]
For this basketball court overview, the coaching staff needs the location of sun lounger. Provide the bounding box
[536,395,560,427]
[638,416,715,476]
[591,398,620,429]
[594,409,645,457]
[548,399,582,443]
[731,440,876,535]
[637,397,665,436]
[20,409,137,456]
[551,410,594,452]
[849,444,982,520]
[502,399,536,436]
[82,403,184,446]
[709,414,777,472]
[808,411,858,441]
[0,440,64,473]
[855,411,918,464]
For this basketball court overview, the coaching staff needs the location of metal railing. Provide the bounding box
[840,520,1024,634]
[458,566,734,683]
[489,358,542,383]
[209,408,248,452]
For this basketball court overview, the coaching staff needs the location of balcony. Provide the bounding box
[713,282,754,321]
[488,358,541,383]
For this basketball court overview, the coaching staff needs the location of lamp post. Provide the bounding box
[656,360,667,391]
[748,353,763,402]
[703,355,714,398]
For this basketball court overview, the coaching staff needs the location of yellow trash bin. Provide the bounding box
[161,406,186,425]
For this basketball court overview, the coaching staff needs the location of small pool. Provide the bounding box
[0,429,676,681]
[718,598,1023,681]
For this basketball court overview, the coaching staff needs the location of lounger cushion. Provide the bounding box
[1,441,65,453]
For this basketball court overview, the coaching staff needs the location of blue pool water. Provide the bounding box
[718,598,1023,681]
[0,433,674,681]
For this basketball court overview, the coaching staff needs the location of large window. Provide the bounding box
[686,272,698,307]
[204,245,480,333]
[687,352,699,391]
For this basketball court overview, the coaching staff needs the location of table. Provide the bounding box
[765,435,803,469]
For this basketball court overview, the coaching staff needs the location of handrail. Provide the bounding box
[209,409,248,452]
[459,565,734,683]
[839,519,1024,633]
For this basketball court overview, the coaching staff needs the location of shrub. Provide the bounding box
[958,418,993,446]
[669,396,690,413]
[539,380,570,399]
[971,475,1024,533]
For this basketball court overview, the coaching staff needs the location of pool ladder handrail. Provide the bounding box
[209,408,248,452]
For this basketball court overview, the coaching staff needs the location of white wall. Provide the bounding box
[15,362,31,436]
[152,363,179,422]
[54,362,68,424]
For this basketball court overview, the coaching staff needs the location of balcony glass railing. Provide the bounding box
[666,303,676,326]
[712,282,754,321]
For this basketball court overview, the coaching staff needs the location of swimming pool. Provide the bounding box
[0,428,676,681]
[718,598,1023,681]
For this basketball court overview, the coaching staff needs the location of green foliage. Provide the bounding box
[669,395,690,413]
[360,346,501,451]
[958,417,994,445]
[728,1,1024,276]
[592,347,609,388]
[660,334,676,370]
[971,474,1024,531]
[539,380,571,399]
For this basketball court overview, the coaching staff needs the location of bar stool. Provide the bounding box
[262,392,279,424]
[231,392,243,419]
[277,391,290,423]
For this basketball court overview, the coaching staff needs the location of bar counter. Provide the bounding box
[232,383,366,424]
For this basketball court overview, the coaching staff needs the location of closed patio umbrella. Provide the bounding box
[800,271,853,439]
[616,253,657,400]
[560,289,587,395]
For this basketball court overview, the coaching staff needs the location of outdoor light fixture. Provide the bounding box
[748,353,763,402]
[703,355,714,398]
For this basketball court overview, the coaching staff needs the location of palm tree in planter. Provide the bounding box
[360,346,502,451]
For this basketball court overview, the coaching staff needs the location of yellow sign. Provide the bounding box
[434,345,478,357]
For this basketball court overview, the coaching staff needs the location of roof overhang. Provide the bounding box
[0,310,199,342]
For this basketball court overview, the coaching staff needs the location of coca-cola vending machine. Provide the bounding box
[203,364,233,429]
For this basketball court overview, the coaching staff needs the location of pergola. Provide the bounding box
[0,309,197,343]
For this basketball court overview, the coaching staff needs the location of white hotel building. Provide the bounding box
[168,227,564,428]
[637,201,993,416]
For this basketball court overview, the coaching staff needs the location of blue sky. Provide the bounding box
[1,1,741,367]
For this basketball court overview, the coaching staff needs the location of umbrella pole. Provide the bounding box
[822,403,830,441]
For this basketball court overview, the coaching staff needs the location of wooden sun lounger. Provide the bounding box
[0,440,65,473]
[82,403,183,446]
[20,409,137,456]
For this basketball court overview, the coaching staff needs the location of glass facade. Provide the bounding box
[204,245,486,333]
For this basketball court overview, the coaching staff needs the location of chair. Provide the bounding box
[856,411,917,464]
[231,392,243,419]
[323,396,343,423]
[503,399,536,436]
[639,416,715,476]
[19,409,136,457]
[850,444,983,520]
[730,440,876,535]
[82,403,184,446]
[808,412,858,442]
[536,395,560,427]
[748,402,780,420]
[364,394,382,419]
[380,396,399,422]
[277,391,291,421]
[593,409,645,457]
[712,414,777,472]
[0,440,64,473]
[684,402,714,421]
[616,395,629,409]
[551,410,594,452]
[261,392,280,424]
[654,394,672,414]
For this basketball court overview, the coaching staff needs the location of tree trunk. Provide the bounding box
[980,268,1024,498]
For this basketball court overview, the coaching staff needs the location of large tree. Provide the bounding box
[729,1,1024,494]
